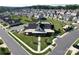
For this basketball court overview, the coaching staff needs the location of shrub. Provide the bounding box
[0,47,11,55]
[46,39,52,45]
[0,40,3,45]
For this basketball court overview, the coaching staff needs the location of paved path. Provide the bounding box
[0,28,28,55]
[49,29,79,55]
[38,36,41,52]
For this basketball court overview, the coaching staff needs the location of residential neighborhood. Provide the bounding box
[0,5,79,55]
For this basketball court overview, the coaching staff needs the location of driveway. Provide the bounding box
[49,29,79,55]
[0,28,28,55]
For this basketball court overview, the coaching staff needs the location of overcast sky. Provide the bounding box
[0,0,79,7]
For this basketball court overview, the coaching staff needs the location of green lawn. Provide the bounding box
[12,32,53,51]
[41,37,49,50]
[19,16,32,24]
[47,18,65,35]
[9,32,52,54]
[41,36,54,50]
[10,15,32,24]
[12,32,38,51]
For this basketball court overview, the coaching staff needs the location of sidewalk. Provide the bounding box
[0,23,54,54]
[38,36,41,52]
[9,31,53,53]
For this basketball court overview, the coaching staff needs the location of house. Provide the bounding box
[0,16,22,27]
[24,21,54,35]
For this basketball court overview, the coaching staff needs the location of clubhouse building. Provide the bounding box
[24,21,54,36]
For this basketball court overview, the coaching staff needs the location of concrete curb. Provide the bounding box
[9,31,51,53]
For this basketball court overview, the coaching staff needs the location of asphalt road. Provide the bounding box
[49,29,79,55]
[0,28,28,55]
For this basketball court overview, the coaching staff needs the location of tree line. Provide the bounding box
[0,4,79,12]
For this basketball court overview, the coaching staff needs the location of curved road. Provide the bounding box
[0,28,28,55]
[1,26,79,55]
[49,29,79,55]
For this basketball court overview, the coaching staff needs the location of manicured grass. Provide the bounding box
[20,41,51,55]
[47,18,65,35]
[10,15,32,24]
[66,50,72,55]
[12,32,55,51]
[19,16,32,24]
[11,31,54,51]
[12,32,38,51]
[17,41,51,55]
[47,18,65,30]
[9,32,51,55]
[41,36,54,50]
[41,37,49,50]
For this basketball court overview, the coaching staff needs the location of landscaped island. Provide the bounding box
[0,37,11,55]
